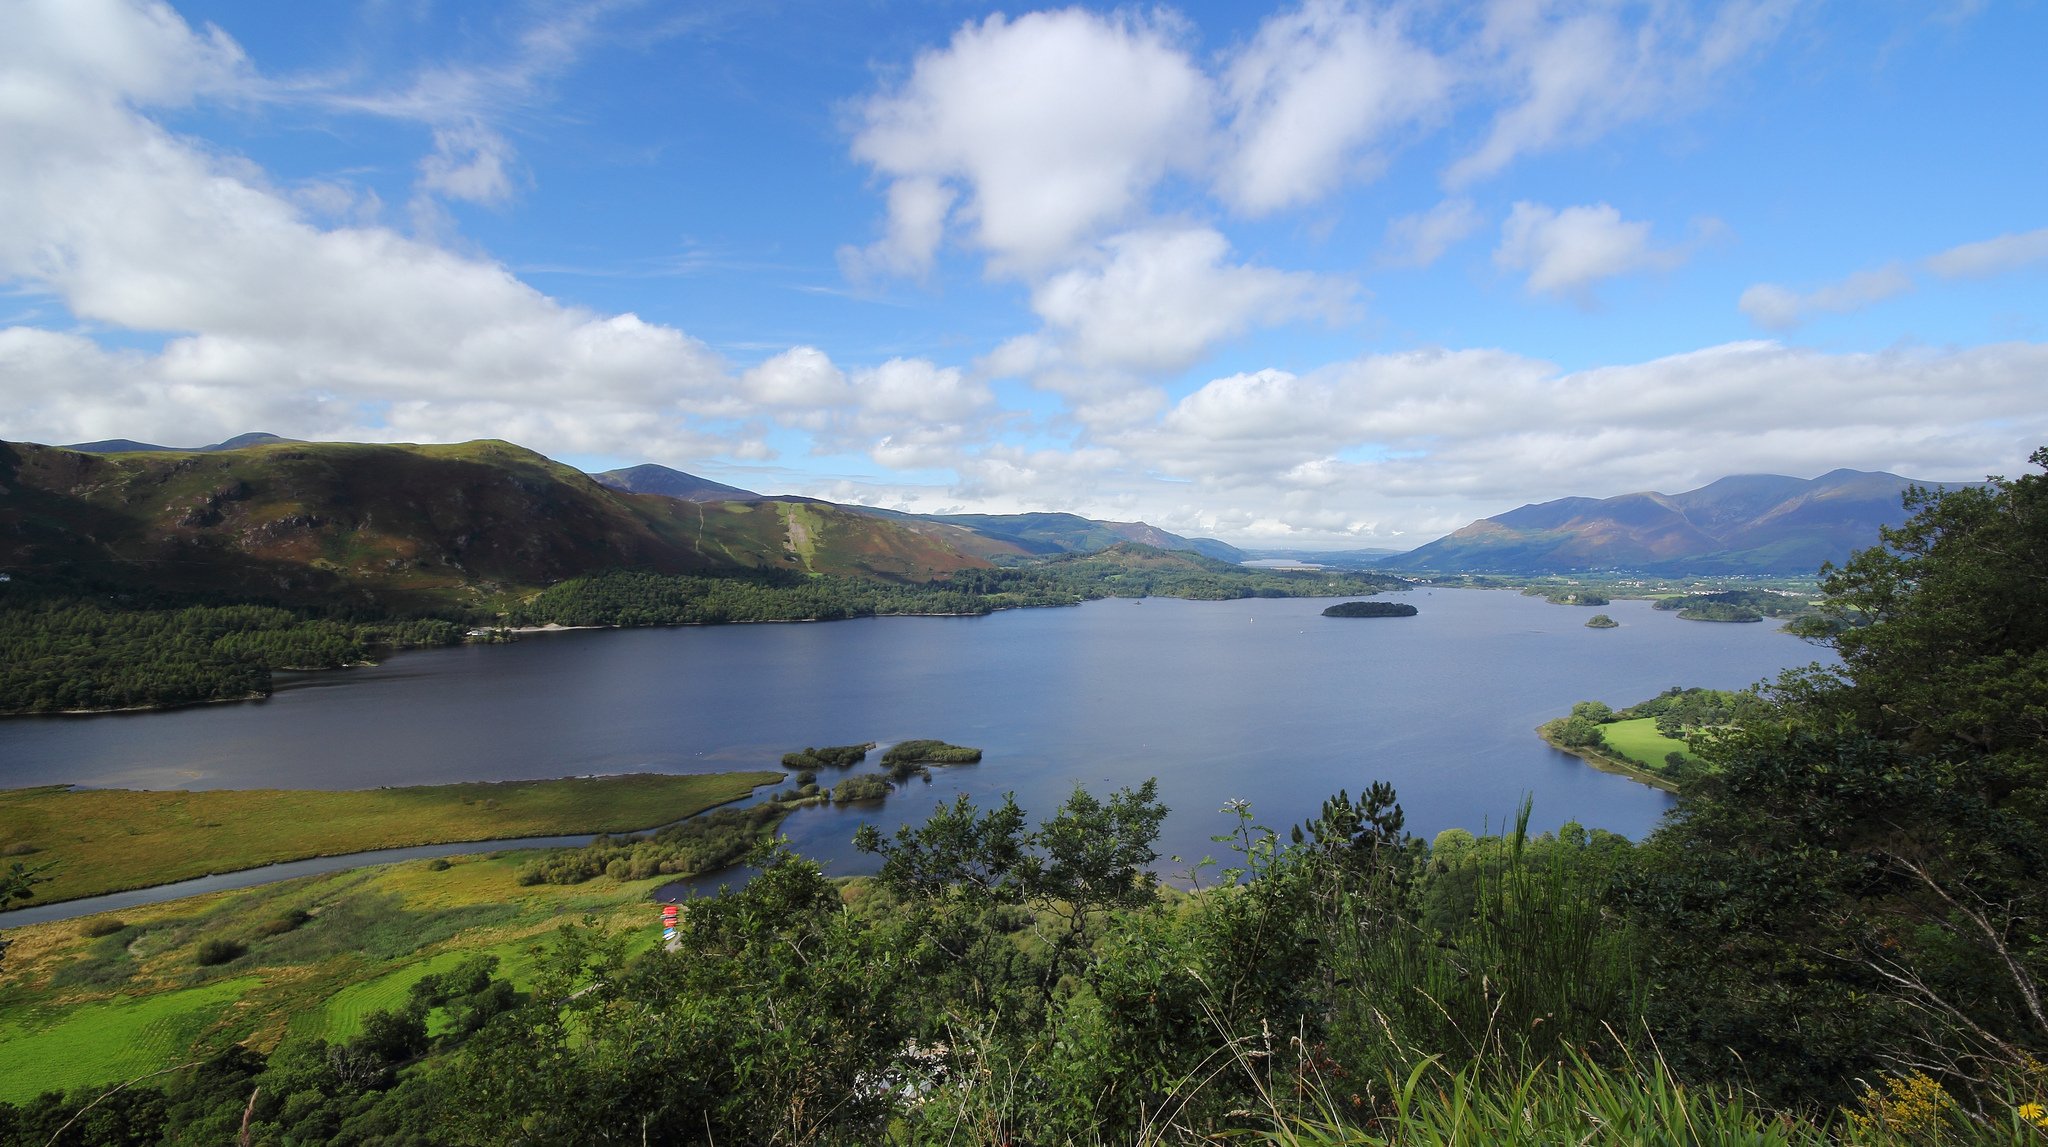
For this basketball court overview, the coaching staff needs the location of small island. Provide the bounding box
[882,739,984,781]
[781,742,876,769]
[1321,600,1418,618]
[1584,614,1618,628]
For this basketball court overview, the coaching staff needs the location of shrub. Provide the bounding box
[254,909,311,937]
[79,916,127,938]
[195,938,246,966]
[832,774,891,803]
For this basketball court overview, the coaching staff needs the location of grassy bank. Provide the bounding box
[0,849,682,1104]
[1599,716,1696,771]
[0,772,778,905]
[1536,720,1682,792]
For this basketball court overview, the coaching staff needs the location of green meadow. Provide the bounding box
[1598,716,1697,769]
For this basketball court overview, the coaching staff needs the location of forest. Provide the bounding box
[0,456,2041,1143]
[0,598,467,714]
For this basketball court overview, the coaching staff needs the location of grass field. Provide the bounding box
[0,841,707,1103]
[1599,718,1696,769]
[0,771,779,905]
[0,976,262,1103]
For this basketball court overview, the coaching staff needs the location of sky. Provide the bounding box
[2,0,2044,549]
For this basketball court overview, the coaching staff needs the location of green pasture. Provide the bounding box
[0,977,261,1105]
[1599,718,1696,769]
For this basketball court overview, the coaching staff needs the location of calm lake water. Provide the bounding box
[0,589,1831,883]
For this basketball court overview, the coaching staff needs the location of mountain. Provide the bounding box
[63,432,295,453]
[0,438,1004,606]
[592,463,763,502]
[853,508,1245,563]
[599,462,1245,564]
[1389,468,1958,575]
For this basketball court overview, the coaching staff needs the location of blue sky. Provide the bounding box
[2,0,2044,546]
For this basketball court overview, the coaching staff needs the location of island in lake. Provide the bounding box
[1321,600,1419,618]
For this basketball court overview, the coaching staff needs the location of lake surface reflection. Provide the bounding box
[0,590,1830,880]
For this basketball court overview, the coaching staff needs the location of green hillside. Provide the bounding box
[0,438,1001,607]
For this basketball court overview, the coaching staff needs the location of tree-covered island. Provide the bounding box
[1320,599,1419,618]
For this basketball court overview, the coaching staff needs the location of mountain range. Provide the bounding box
[1,438,1234,606]
[594,463,1243,562]
[15,435,1948,588]
[1386,468,1951,575]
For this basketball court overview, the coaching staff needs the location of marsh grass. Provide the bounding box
[0,850,674,1100]
[0,770,777,904]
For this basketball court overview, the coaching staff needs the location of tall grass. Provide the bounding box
[1323,799,1641,1087]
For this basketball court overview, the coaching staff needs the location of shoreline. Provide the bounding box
[1534,726,1679,793]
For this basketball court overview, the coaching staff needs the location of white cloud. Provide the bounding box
[1217,0,1447,214]
[1495,202,1684,299]
[1063,339,2048,544]
[744,346,849,408]
[848,9,1210,274]
[1738,263,1914,330]
[418,123,517,206]
[0,1,746,462]
[1447,0,1797,187]
[1381,198,1483,268]
[838,177,957,282]
[1029,227,1351,374]
[1924,226,2048,279]
[850,358,990,424]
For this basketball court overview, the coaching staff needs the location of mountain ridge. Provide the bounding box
[1389,468,1962,575]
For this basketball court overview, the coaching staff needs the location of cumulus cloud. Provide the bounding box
[1738,264,1914,330]
[1070,339,2048,544]
[1218,0,1447,214]
[1924,226,2048,279]
[838,177,957,282]
[1381,198,1483,268]
[1495,202,1685,300]
[0,0,782,464]
[847,9,1210,273]
[1028,228,1351,374]
[743,346,850,408]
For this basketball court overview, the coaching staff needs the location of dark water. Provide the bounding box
[0,590,1830,891]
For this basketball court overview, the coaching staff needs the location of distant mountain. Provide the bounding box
[63,432,295,453]
[602,464,1245,563]
[1240,548,1406,570]
[855,508,1244,563]
[0,438,1004,606]
[592,463,762,502]
[1389,469,1960,575]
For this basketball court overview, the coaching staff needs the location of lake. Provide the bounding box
[0,589,1830,883]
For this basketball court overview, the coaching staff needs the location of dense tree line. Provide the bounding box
[511,548,1410,629]
[3,457,2041,1142]
[0,599,464,714]
[0,545,1403,713]
[1653,587,1812,622]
